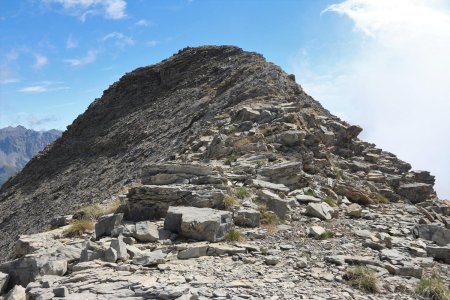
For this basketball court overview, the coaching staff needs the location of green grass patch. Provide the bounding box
[324,196,338,207]
[317,231,336,240]
[224,154,239,166]
[235,187,251,199]
[304,190,315,197]
[63,220,95,238]
[224,228,243,242]
[416,274,450,300]
[375,193,389,204]
[345,266,380,293]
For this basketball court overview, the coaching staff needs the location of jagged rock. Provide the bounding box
[258,161,302,179]
[232,107,261,122]
[385,263,423,279]
[413,224,450,246]
[257,189,295,219]
[164,206,233,242]
[104,247,118,262]
[95,213,123,239]
[50,215,72,228]
[233,208,260,228]
[110,236,129,261]
[294,194,322,204]
[141,163,216,185]
[207,244,246,256]
[346,203,363,218]
[265,256,280,266]
[134,221,159,242]
[53,286,69,297]
[334,183,373,205]
[125,185,225,221]
[305,202,334,220]
[5,285,26,300]
[251,179,290,192]
[397,183,433,203]
[177,243,209,259]
[308,226,326,239]
[132,250,166,266]
[274,130,305,147]
[426,245,450,263]
[0,272,9,295]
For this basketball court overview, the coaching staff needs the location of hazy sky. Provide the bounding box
[0,0,448,198]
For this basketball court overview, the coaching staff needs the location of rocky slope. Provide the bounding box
[0,126,61,187]
[0,46,448,299]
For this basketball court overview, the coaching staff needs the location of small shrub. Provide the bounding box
[224,228,243,242]
[223,195,240,209]
[345,266,380,293]
[235,187,251,199]
[258,204,279,225]
[416,274,450,300]
[317,231,336,240]
[80,204,105,221]
[324,196,338,207]
[63,220,95,238]
[224,154,238,166]
[375,193,389,204]
[304,190,315,197]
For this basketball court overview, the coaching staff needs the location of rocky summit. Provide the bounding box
[0,46,449,300]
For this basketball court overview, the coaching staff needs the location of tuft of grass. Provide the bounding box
[223,195,240,209]
[224,154,239,166]
[63,220,95,238]
[345,266,380,293]
[224,228,243,242]
[375,193,389,204]
[333,167,342,180]
[235,187,251,199]
[258,204,279,225]
[317,231,336,240]
[76,198,122,221]
[324,196,338,207]
[416,274,450,300]
[304,190,315,197]
[233,137,252,147]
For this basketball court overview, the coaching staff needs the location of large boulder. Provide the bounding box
[164,206,233,242]
[305,202,334,220]
[5,285,26,300]
[257,189,295,219]
[233,208,261,228]
[0,272,9,295]
[95,213,124,239]
[413,224,450,246]
[397,183,433,204]
[133,221,159,242]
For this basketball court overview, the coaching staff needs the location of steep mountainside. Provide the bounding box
[0,126,62,186]
[0,45,438,265]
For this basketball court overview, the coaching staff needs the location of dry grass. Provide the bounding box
[345,266,380,293]
[223,195,240,209]
[63,220,95,238]
[258,204,279,225]
[233,137,252,147]
[416,274,450,300]
[78,198,121,221]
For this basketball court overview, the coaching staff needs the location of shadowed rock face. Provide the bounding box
[0,46,325,261]
[0,45,436,262]
[0,126,61,186]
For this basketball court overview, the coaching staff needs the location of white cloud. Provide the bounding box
[296,0,450,198]
[102,32,134,47]
[66,34,78,49]
[135,19,152,27]
[43,0,127,21]
[146,40,159,47]
[0,66,19,84]
[19,81,69,93]
[33,54,48,70]
[64,50,97,66]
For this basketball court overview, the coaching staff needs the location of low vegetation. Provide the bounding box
[375,193,389,204]
[224,228,243,242]
[324,196,338,207]
[344,266,380,293]
[317,231,336,240]
[77,198,121,221]
[63,219,95,238]
[223,195,240,209]
[234,187,251,199]
[224,154,239,166]
[416,274,450,300]
[258,204,279,225]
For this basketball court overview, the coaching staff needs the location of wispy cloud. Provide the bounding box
[5,49,19,61]
[66,34,78,49]
[134,19,154,27]
[102,32,134,47]
[43,0,127,21]
[296,0,450,197]
[32,54,48,70]
[0,65,19,84]
[146,40,159,47]
[19,81,69,93]
[64,50,97,67]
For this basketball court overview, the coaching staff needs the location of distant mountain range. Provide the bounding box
[0,126,62,186]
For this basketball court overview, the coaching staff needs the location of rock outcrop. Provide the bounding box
[0,46,447,299]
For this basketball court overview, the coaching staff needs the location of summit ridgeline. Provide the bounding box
[0,46,448,299]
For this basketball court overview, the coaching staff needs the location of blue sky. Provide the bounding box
[0,0,449,198]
